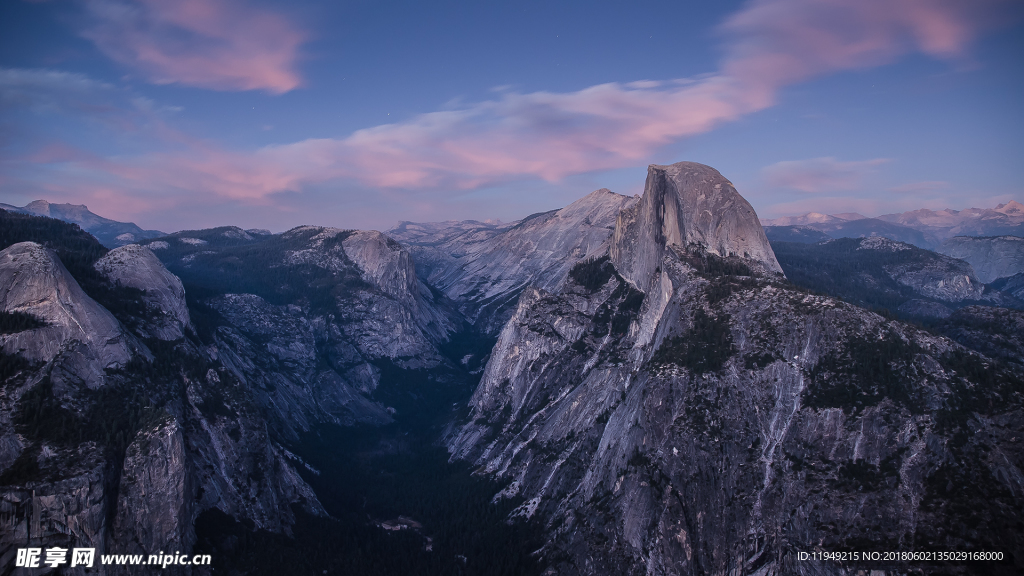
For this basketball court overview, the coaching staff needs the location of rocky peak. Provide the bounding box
[996,200,1024,216]
[94,244,191,340]
[610,161,782,290]
[23,200,52,215]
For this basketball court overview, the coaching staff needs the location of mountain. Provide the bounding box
[762,217,931,247]
[0,211,541,574]
[763,225,832,244]
[0,214,325,564]
[390,188,638,334]
[937,235,1024,284]
[449,162,1024,575]
[992,273,1024,301]
[0,200,165,248]
[94,244,192,341]
[763,201,1024,249]
[770,237,1022,318]
[878,200,1024,239]
[761,211,864,226]
[135,224,465,436]
[610,162,782,289]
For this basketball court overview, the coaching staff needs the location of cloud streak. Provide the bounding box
[78,0,306,93]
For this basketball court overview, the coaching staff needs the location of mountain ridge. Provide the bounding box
[0,200,165,248]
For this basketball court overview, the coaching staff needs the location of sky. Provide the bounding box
[1,0,1022,234]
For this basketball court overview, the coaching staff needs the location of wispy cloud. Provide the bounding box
[0,67,186,142]
[0,67,116,113]
[762,157,890,193]
[78,0,306,93]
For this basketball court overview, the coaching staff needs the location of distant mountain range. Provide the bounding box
[762,200,1024,248]
[0,199,165,248]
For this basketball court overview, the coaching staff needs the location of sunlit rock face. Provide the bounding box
[451,162,1024,575]
[611,162,782,292]
[0,241,133,385]
[95,244,191,341]
[392,188,638,334]
[852,237,985,302]
[938,235,1024,284]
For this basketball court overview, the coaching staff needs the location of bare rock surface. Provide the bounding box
[0,444,110,568]
[611,162,782,292]
[95,244,191,340]
[0,241,132,384]
[392,189,638,333]
[112,416,193,558]
[938,235,1024,284]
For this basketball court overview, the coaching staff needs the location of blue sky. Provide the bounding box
[1,0,1022,233]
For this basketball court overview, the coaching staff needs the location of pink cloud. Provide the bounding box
[762,157,890,193]
[718,0,1002,96]
[78,0,306,93]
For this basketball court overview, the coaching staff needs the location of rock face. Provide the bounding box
[450,165,1024,575]
[0,241,133,385]
[859,237,985,302]
[341,229,456,348]
[611,162,782,291]
[0,220,332,571]
[112,417,192,558]
[0,444,111,568]
[207,292,392,436]
[139,224,464,439]
[95,244,191,340]
[938,235,1024,284]
[392,189,638,334]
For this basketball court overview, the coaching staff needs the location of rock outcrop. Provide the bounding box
[862,237,985,302]
[0,242,133,386]
[112,416,193,558]
[611,162,782,291]
[95,244,191,340]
